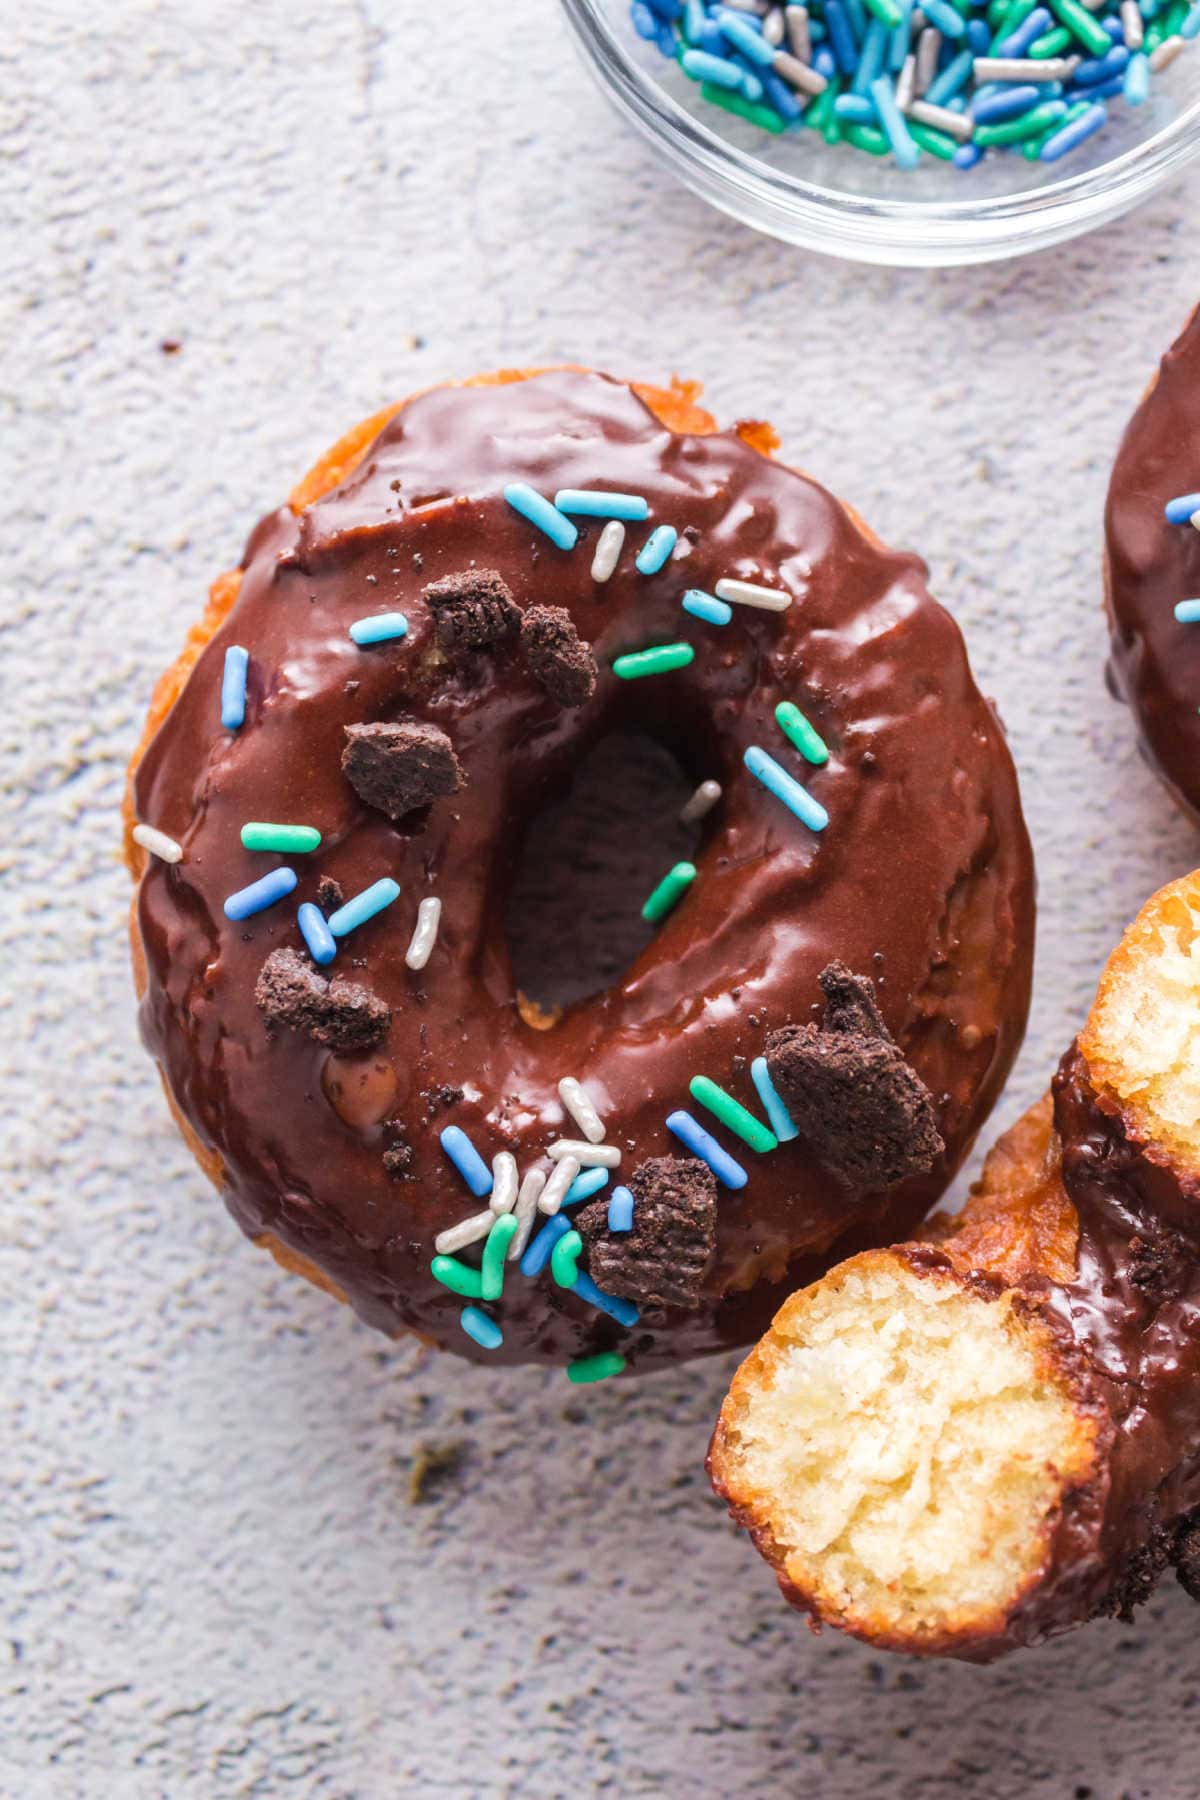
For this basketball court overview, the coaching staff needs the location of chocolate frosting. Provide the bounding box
[132,370,1034,1367]
[1107,303,1200,821]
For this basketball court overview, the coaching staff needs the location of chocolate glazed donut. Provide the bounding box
[1106,301,1200,822]
[710,870,1200,1659]
[126,368,1034,1372]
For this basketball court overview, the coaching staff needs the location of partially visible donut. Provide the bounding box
[1106,302,1200,821]
[125,367,1034,1373]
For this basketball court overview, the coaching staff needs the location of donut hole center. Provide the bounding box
[505,730,703,1014]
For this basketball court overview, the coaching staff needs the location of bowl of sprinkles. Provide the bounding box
[560,0,1200,261]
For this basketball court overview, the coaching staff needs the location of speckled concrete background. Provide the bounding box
[6,3,1200,1795]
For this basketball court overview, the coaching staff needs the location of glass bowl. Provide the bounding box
[559,0,1200,263]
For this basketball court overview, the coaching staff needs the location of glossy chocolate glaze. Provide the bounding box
[1107,303,1200,822]
[133,370,1034,1368]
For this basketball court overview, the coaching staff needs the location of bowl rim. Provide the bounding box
[561,0,1200,260]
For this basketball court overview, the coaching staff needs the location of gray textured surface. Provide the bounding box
[6,3,1200,1795]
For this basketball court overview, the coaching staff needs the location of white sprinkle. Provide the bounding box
[772,49,828,93]
[908,98,974,139]
[1151,32,1183,67]
[895,52,917,112]
[489,1151,519,1216]
[132,823,183,864]
[914,25,941,94]
[508,1167,546,1259]
[713,578,791,612]
[1190,510,1200,532]
[434,1208,494,1256]
[972,54,1078,79]
[785,2,811,58]
[1120,0,1143,46]
[591,519,625,583]
[538,1155,582,1216]
[764,4,787,44]
[548,1140,621,1168]
[405,895,441,971]
[558,1077,606,1144]
[680,779,722,826]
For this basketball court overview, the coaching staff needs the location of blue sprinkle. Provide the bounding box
[562,1166,610,1207]
[953,142,984,169]
[751,1057,799,1144]
[440,1126,494,1198]
[571,1272,641,1329]
[1102,11,1125,35]
[835,92,876,119]
[460,1306,503,1350]
[656,11,677,45]
[718,8,776,62]
[297,901,336,966]
[760,66,806,120]
[632,0,659,36]
[683,589,733,626]
[993,3,1050,53]
[1184,0,1200,36]
[644,0,683,18]
[870,75,920,167]
[349,612,408,646]
[972,84,1042,123]
[744,744,829,832]
[608,1186,635,1232]
[223,866,297,921]
[636,525,678,575]
[681,45,751,87]
[666,1108,748,1189]
[824,0,860,73]
[889,0,914,71]
[1039,101,1107,161]
[851,17,888,91]
[1175,600,1200,622]
[522,1213,571,1277]
[554,489,649,519]
[1123,50,1150,101]
[1165,492,1200,523]
[503,482,578,551]
[845,0,868,41]
[1072,43,1129,83]
[684,0,707,38]
[1071,71,1125,100]
[221,645,249,732]
[813,43,838,78]
[966,18,991,51]
[327,877,400,937]
[920,0,966,35]
[693,18,730,53]
[926,46,974,104]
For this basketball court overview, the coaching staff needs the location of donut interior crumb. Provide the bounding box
[1082,873,1200,1175]
[712,1254,1092,1646]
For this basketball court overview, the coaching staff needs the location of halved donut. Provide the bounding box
[126,367,1034,1371]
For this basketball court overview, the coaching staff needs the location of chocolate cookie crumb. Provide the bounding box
[342,720,465,820]
[575,1156,717,1310]
[1128,1224,1190,1303]
[764,962,944,1192]
[423,568,520,651]
[255,948,390,1051]
[1103,1525,1177,1621]
[383,1143,415,1180]
[316,876,344,912]
[519,605,598,709]
[1174,1513,1200,1602]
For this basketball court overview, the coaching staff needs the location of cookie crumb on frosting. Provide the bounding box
[255,947,390,1051]
[576,1155,716,1309]
[341,720,465,820]
[520,604,598,708]
[765,962,943,1192]
[423,567,521,652]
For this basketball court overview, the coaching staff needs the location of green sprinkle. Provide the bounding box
[550,1228,584,1290]
[863,0,903,27]
[642,861,697,924]
[845,122,889,157]
[907,121,959,160]
[240,822,323,854]
[481,1212,518,1302]
[1164,0,1188,28]
[974,101,1067,145]
[1143,14,1167,45]
[431,1254,483,1299]
[699,81,787,132]
[1046,0,1112,53]
[567,1351,626,1384]
[775,701,829,765]
[612,643,696,681]
[689,1076,778,1154]
[1027,23,1073,52]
